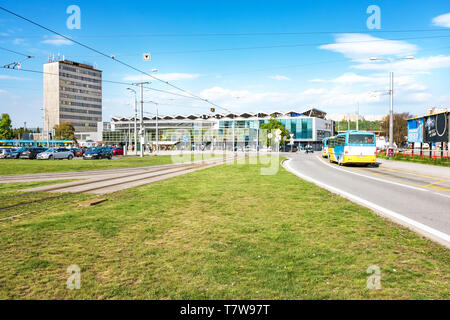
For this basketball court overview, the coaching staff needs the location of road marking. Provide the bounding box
[316,156,429,192]
[283,158,450,248]
[351,166,429,189]
[434,193,450,199]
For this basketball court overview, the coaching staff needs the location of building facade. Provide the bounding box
[102,109,333,150]
[43,60,102,138]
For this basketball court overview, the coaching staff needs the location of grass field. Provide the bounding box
[0,158,448,299]
[0,153,223,175]
[378,152,450,167]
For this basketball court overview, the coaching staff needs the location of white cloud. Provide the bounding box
[352,55,450,72]
[123,73,202,82]
[41,36,73,46]
[13,38,26,45]
[432,13,450,28]
[309,78,326,83]
[0,75,31,81]
[268,75,291,81]
[319,33,417,60]
[309,72,415,87]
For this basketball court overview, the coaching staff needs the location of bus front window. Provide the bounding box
[348,134,375,145]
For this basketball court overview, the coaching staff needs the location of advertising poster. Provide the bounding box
[424,112,449,143]
[407,118,424,143]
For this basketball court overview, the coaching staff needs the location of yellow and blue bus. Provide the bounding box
[0,140,75,149]
[328,136,337,162]
[322,137,329,158]
[329,131,376,165]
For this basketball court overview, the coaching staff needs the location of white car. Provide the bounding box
[37,148,74,160]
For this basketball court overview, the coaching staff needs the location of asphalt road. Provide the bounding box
[283,152,450,247]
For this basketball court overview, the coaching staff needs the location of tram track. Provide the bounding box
[0,155,244,212]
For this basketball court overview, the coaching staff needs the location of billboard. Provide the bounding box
[424,112,449,143]
[407,118,424,143]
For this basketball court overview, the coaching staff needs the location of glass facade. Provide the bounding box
[219,118,313,140]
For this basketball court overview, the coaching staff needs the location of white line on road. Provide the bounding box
[283,158,450,249]
[315,156,429,192]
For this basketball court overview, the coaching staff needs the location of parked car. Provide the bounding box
[305,146,314,154]
[280,145,298,152]
[7,147,27,159]
[102,147,114,157]
[19,147,48,159]
[37,148,74,160]
[71,148,84,157]
[0,149,14,159]
[83,147,112,160]
[112,147,124,156]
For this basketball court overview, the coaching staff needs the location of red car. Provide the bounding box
[71,148,84,157]
[112,147,124,156]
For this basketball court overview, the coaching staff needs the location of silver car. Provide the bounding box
[0,149,13,159]
[37,148,74,160]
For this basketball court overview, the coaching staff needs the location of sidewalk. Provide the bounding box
[377,158,450,180]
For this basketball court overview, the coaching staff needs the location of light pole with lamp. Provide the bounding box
[143,101,160,154]
[369,56,414,156]
[126,88,138,156]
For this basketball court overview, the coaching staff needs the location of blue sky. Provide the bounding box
[1,0,450,127]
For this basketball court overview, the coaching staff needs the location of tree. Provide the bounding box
[0,113,13,139]
[54,122,77,142]
[12,127,33,139]
[260,116,290,145]
[380,113,412,146]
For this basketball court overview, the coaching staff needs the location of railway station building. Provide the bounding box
[100,108,334,150]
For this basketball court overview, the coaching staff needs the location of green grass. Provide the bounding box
[378,152,450,167]
[0,158,448,299]
[0,153,223,175]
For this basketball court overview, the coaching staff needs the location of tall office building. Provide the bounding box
[43,60,102,140]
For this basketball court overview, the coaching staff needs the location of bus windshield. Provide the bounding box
[348,134,375,145]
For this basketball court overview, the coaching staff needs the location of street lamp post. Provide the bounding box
[126,88,138,156]
[131,81,150,157]
[143,101,160,154]
[369,56,414,155]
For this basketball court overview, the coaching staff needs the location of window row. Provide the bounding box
[60,72,101,84]
[60,114,102,122]
[60,93,102,103]
[60,86,101,97]
[60,107,102,115]
[60,100,102,109]
[60,65,100,77]
[60,80,101,91]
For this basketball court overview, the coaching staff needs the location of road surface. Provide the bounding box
[283,152,450,248]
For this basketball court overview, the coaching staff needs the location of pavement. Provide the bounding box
[282,152,450,248]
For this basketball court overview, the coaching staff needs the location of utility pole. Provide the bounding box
[389,71,394,150]
[370,56,413,156]
[140,83,144,157]
[156,105,159,154]
[47,116,49,148]
[356,102,359,131]
[127,88,138,156]
[132,82,150,157]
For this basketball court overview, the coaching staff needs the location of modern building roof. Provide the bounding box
[111,108,327,122]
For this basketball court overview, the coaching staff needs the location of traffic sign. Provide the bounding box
[143,53,151,61]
